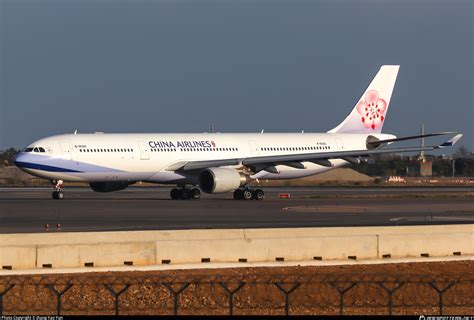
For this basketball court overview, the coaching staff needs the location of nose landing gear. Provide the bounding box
[52,180,65,200]
[170,187,201,200]
[233,188,264,200]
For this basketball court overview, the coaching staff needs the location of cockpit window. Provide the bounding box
[26,147,46,153]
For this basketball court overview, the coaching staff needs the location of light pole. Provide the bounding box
[452,158,456,178]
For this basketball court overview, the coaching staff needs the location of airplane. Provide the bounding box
[14,65,463,200]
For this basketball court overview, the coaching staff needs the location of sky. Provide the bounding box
[0,0,472,152]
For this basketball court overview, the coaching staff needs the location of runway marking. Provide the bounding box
[283,206,370,213]
[390,216,474,222]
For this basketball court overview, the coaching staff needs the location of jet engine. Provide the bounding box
[89,181,130,193]
[199,168,248,193]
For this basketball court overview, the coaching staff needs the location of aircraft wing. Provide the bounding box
[173,134,463,172]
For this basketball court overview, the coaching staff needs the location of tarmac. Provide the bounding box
[0,186,472,233]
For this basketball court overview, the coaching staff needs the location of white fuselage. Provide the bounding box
[15,132,394,185]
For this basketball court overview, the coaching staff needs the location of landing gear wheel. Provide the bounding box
[52,180,64,200]
[243,189,253,200]
[180,188,191,200]
[170,188,180,200]
[253,189,264,200]
[191,188,201,200]
[233,189,244,200]
[52,191,64,200]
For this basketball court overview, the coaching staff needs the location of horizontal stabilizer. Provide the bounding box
[368,132,457,146]
[438,134,463,148]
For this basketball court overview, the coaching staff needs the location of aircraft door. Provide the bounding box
[248,140,260,156]
[137,141,150,160]
[59,141,72,160]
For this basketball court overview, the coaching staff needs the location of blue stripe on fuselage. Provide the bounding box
[15,161,82,173]
[14,153,123,173]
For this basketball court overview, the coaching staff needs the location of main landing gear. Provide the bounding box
[170,187,201,200]
[52,180,64,200]
[233,188,264,200]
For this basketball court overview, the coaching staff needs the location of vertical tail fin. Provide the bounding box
[328,65,400,134]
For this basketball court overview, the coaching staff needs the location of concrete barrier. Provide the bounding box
[0,224,472,270]
[36,242,156,269]
[156,235,377,264]
[379,232,474,258]
[0,246,36,269]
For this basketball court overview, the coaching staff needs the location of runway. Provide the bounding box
[0,187,472,233]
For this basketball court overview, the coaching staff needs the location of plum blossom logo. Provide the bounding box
[356,90,387,130]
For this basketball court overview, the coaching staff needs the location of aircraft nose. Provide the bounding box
[14,153,26,168]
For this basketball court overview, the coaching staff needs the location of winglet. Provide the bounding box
[438,134,463,148]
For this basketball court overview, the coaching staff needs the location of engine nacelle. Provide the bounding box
[199,168,248,193]
[89,181,130,193]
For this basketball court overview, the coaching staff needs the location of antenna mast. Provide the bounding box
[418,124,425,162]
